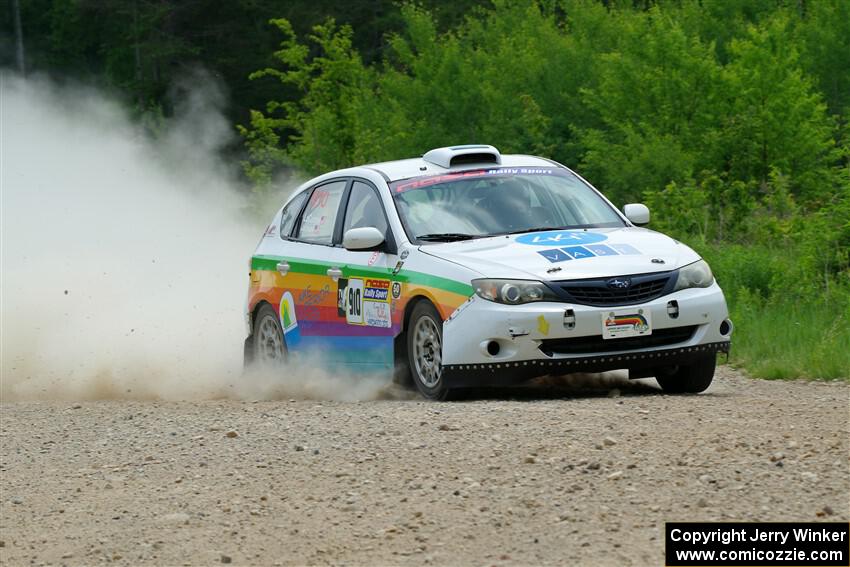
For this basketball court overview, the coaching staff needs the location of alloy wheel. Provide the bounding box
[412,315,442,388]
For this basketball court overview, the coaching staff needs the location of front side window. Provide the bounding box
[295,180,347,245]
[391,167,624,241]
[343,181,388,235]
[279,191,308,238]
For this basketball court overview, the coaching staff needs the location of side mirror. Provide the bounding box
[623,203,650,226]
[343,226,385,251]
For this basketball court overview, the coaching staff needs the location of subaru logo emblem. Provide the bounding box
[607,278,631,290]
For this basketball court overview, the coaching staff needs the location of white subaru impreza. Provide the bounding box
[245,145,732,400]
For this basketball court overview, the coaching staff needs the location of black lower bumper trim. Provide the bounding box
[441,341,731,388]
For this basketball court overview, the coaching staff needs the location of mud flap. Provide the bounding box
[243,335,254,367]
[629,366,664,379]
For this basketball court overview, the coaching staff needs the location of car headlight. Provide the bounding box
[472,279,559,304]
[674,260,714,291]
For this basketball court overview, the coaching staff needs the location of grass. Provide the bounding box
[686,240,850,381]
[725,293,850,380]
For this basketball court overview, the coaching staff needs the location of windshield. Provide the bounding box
[391,167,625,242]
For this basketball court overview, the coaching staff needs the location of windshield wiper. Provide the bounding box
[496,226,565,236]
[416,233,478,242]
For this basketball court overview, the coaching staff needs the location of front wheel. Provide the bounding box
[654,354,716,393]
[407,301,451,401]
[252,303,287,366]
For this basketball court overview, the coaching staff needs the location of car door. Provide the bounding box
[333,179,398,370]
[274,179,348,361]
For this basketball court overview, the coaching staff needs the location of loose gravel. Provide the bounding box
[1,367,847,566]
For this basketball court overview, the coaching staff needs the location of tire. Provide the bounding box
[654,354,716,393]
[406,301,451,401]
[251,303,287,366]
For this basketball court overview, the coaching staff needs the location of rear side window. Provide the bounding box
[343,181,388,235]
[295,180,347,245]
[279,191,308,238]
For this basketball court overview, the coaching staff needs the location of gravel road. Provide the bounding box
[1,367,847,566]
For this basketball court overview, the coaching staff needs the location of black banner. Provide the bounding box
[666,522,849,566]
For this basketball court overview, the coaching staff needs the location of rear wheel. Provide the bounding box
[654,354,716,393]
[407,301,451,401]
[252,303,287,366]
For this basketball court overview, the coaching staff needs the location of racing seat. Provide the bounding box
[470,181,540,231]
[349,195,388,234]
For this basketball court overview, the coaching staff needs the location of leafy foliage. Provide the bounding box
[1,0,483,122]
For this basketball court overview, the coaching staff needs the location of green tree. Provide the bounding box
[576,7,724,204]
[241,18,374,176]
[720,14,835,203]
[793,0,850,117]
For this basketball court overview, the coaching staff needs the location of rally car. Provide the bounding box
[244,145,732,400]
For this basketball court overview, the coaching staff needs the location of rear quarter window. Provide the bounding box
[279,191,308,238]
[295,180,347,245]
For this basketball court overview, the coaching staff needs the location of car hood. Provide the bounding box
[419,227,700,281]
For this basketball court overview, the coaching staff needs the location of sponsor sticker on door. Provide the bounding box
[344,279,364,325]
[342,277,392,328]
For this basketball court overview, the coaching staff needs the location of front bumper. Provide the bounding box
[441,282,731,387]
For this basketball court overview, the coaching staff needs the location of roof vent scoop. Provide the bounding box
[422,144,501,169]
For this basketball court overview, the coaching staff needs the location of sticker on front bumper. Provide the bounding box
[537,315,550,336]
[602,308,652,339]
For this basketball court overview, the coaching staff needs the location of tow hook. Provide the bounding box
[508,326,529,338]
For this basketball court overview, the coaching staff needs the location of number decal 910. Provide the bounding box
[339,277,392,328]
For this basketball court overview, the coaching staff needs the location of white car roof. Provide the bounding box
[288,146,568,200]
[362,152,561,183]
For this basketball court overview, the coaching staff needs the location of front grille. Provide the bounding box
[539,325,697,356]
[554,271,674,306]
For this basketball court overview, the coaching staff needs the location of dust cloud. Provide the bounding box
[0,71,393,402]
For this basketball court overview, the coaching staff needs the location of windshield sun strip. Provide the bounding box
[391,166,563,193]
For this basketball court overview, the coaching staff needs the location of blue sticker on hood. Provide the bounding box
[608,243,640,255]
[516,230,608,246]
[537,249,572,263]
[562,246,596,259]
[585,244,618,256]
